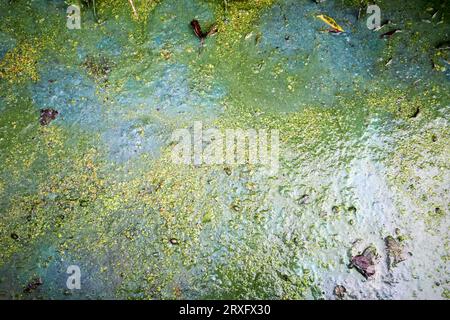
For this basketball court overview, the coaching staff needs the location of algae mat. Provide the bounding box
[0,0,449,299]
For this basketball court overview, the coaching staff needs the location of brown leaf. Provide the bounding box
[349,245,378,278]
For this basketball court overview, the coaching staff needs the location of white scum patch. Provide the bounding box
[171,121,280,174]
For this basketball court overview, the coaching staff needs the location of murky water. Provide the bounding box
[0,0,449,299]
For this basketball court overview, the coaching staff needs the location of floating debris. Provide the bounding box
[348,206,357,214]
[190,19,218,45]
[410,106,420,118]
[231,203,241,212]
[349,245,378,279]
[128,0,138,19]
[431,134,438,142]
[202,212,212,223]
[81,0,99,22]
[432,11,439,20]
[436,41,450,51]
[333,285,346,299]
[316,14,345,33]
[244,31,254,41]
[255,33,262,45]
[23,277,43,293]
[79,199,89,207]
[373,20,393,31]
[380,29,402,39]
[224,167,232,176]
[297,194,309,205]
[276,270,290,282]
[39,108,58,126]
[385,236,406,269]
[82,55,112,82]
[432,52,449,72]
[434,207,444,216]
[326,29,344,35]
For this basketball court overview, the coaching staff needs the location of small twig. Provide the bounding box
[128,0,138,19]
[190,20,218,55]
[92,0,98,23]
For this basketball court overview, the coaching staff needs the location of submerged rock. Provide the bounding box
[349,245,378,279]
[385,236,406,269]
[39,108,58,126]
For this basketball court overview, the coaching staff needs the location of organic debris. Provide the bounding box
[373,20,393,31]
[432,41,450,72]
[79,199,89,207]
[385,58,393,67]
[333,285,346,299]
[316,14,344,33]
[349,245,378,279]
[39,108,58,126]
[23,277,43,293]
[410,106,420,118]
[82,55,112,82]
[81,0,98,22]
[385,236,406,269]
[380,29,402,39]
[297,194,309,205]
[432,11,439,20]
[128,0,138,19]
[0,42,40,83]
[436,41,450,51]
[190,19,218,44]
